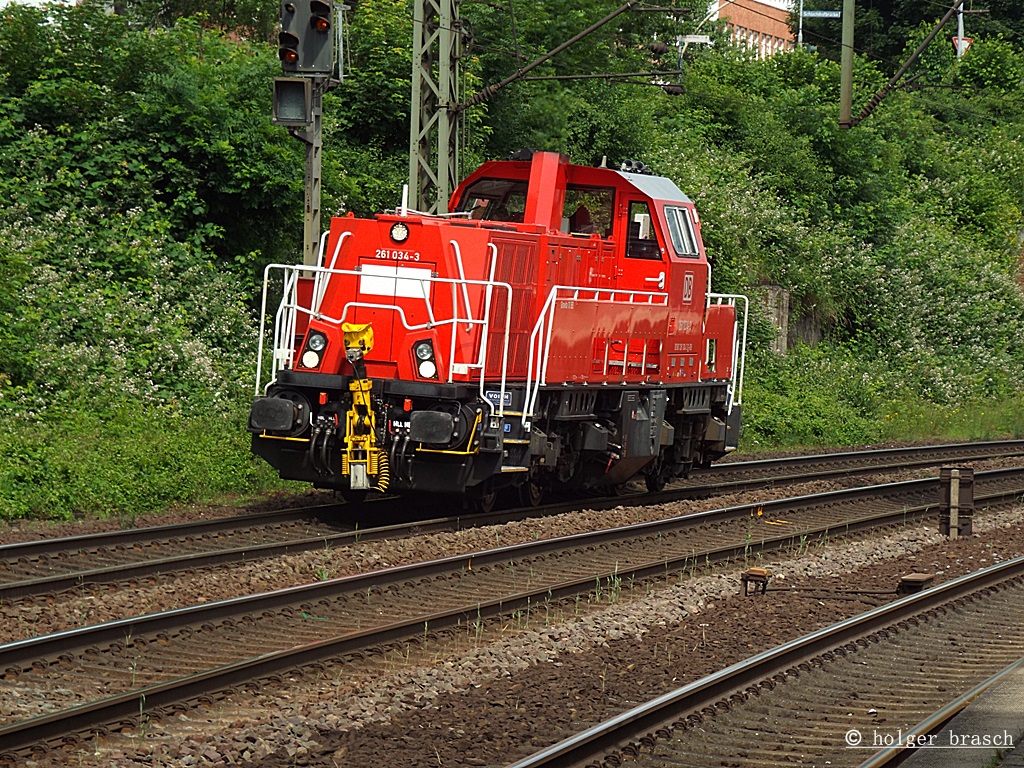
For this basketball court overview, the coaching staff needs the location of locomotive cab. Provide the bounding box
[249,150,746,509]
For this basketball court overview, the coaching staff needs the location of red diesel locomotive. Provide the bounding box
[248,150,747,509]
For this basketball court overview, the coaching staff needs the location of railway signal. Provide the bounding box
[272,77,312,126]
[276,0,339,267]
[310,0,332,33]
[278,30,300,69]
[279,0,334,75]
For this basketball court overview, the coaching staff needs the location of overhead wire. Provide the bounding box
[335,0,716,85]
[795,14,1017,127]
[339,0,1017,127]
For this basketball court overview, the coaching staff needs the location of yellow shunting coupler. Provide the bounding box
[341,323,390,492]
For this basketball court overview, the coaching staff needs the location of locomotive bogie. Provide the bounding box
[249,150,747,507]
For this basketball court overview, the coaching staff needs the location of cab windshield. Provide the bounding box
[456,179,528,222]
[456,179,615,236]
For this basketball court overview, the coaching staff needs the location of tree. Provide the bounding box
[463,0,689,159]
[122,0,280,41]
[807,0,1024,73]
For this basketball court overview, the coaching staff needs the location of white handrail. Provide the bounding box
[707,292,748,412]
[523,285,669,425]
[312,231,351,315]
[449,239,475,333]
[255,262,513,418]
[524,290,558,426]
[254,265,272,396]
[478,244,507,417]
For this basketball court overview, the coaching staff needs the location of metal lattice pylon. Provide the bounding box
[408,0,461,214]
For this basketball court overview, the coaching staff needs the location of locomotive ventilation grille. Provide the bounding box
[487,240,537,377]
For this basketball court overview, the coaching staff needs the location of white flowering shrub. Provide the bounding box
[4,206,257,415]
[648,53,1024,447]
[0,203,289,520]
[0,7,313,518]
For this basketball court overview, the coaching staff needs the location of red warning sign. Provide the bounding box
[952,36,973,56]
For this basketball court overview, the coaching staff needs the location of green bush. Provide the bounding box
[740,344,886,449]
[740,343,1024,451]
[2,3,1023,521]
[0,398,290,522]
[878,396,1024,444]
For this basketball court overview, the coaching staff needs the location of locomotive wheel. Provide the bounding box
[644,456,669,493]
[643,450,675,493]
[603,482,628,497]
[518,477,545,507]
[466,487,498,514]
[644,472,667,493]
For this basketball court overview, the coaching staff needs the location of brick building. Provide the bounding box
[711,0,795,58]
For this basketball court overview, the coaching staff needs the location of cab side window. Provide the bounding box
[562,186,614,237]
[625,201,661,260]
[665,205,700,258]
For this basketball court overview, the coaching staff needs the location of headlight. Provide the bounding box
[307,332,327,352]
[418,359,437,378]
[414,341,434,361]
[390,222,410,243]
[301,350,321,368]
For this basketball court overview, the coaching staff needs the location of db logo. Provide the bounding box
[682,272,695,303]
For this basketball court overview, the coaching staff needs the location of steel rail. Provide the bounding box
[0,513,446,602]
[3,466,1023,667]
[0,504,343,559]
[0,503,964,753]
[506,554,1024,768]
[1,470,1023,754]
[855,658,1024,768]
[4,441,1022,602]
[705,439,1024,474]
[7,466,1021,665]
[685,439,1024,490]
[7,440,1020,563]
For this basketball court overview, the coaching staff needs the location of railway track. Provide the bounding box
[507,557,1024,768]
[2,466,1024,759]
[685,438,1024,493]
[3,439,1022,603]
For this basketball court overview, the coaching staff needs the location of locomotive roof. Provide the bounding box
[614,170,693,205]
[455,154,694,206]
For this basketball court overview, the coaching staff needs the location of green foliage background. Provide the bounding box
[1,0,1022,520]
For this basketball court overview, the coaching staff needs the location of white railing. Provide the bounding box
[707,292,748,414]
[523,286,670,426]
[311,230,351,314]
[251,243,748,428]
[254,249,512,418]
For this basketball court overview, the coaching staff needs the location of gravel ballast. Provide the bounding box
[7,498,1023,767]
